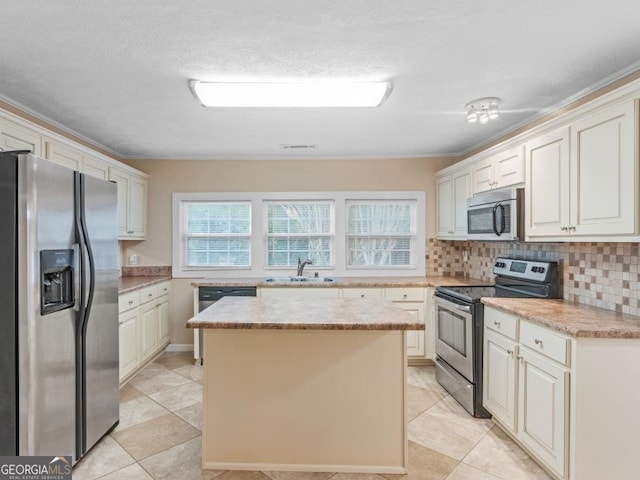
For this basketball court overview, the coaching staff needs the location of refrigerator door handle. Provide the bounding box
[73,172,97,456]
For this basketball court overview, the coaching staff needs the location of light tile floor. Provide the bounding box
[73,352,551,480]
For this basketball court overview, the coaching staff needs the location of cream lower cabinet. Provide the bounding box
[385,287,426,359]
[483,306,640,480]
[258,286,430,361]
[483,307,569,479]
[118,290,141,381]
[119,281,171,383]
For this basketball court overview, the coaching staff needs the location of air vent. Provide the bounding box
[280,144,317,150]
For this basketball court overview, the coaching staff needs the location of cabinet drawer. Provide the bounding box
[155,281,171,298]
[385,288,424,302]
[342,288,384,298]
[139,285,156,304]
[520,320,570,366]
[484,307,518,340]
[119,291,140,313]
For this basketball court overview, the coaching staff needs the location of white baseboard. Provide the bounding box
[164,343,194,352]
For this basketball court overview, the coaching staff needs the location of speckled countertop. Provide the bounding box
[482,298,640,339]
[187,296,425,331]
[191,275,488,288]
[119,275,171,294]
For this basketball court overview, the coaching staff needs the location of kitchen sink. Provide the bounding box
[263,276,334,283]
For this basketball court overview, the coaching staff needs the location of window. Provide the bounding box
[173,191,424,278]
[265,201,333,267]
[183,201,251,268]
[346,200,416,267]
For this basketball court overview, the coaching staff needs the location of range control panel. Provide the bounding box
[493,257,558,283]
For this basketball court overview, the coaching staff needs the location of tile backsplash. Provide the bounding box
[427,239,640,316]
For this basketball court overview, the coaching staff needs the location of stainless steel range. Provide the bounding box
[434,257,559,417]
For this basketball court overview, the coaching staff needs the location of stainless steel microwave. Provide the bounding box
[467,187,524,241]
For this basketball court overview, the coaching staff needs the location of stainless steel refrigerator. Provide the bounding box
[0,151,119,463]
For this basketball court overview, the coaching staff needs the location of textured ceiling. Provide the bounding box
[1,1,640,160]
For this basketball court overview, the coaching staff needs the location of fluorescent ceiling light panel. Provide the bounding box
[190,81,392,107]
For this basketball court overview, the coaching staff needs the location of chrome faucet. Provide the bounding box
[296,257,313,277]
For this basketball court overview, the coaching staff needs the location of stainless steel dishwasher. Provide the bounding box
[194,286,257,363]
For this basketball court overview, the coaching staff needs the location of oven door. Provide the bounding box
[434,296,474,382]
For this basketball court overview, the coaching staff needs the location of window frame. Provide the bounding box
[263,199,336,269]
[345,199,418,270]
[172,191,425,278]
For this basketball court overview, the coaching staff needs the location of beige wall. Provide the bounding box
[122,157,457,345]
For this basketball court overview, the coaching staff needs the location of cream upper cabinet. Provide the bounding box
[569,100,637,236]
[526,100,638,240]
[0,120,42,155]
[44,140,83,170]
[82,155,110,180]
[109,166,148,240]
[525,127,571,237]
[472,146,524,194]
[436,167,470,239]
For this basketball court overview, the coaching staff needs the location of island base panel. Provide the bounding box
[202,329,407,473]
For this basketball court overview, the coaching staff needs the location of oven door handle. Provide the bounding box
[453,304,471,313]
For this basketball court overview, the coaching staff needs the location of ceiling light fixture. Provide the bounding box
[465,97,501,124]
[190,80,392,108]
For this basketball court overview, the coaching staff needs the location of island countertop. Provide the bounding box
[187,296,425,331]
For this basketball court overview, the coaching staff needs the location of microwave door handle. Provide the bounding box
[493,204,506,236]
[492,204,500,236]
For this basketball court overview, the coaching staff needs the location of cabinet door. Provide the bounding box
[451,169,470,237]
[483,329,517,431]
[571,100,637,235]
[109,167,130,237]
[0,121,42,156]
[494,146,524,189]
[436,175,453,238]
[157,298,170,346]
[83,155,110,180]
[397,302,425,357]
[525,127,571,237]
[518,348,568,478]
[129,175,147,238]
[119,309,139,381]
[44,141,82,171]
[140,302,158,361]
[472,156,494,194]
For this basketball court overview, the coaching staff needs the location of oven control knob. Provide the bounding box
[539,267,545,274]
[531,266,538,273]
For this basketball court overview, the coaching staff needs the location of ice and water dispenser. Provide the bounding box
[40,249,75,315]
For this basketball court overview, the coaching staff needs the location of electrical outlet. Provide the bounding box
[128,254,139,265]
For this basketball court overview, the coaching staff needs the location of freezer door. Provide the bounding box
[81,174,119,454]
[17,155,77,459]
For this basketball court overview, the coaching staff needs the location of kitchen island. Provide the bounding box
[187,296,424,474]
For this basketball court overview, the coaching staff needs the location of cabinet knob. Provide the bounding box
[506,349,513,356]
[560,226,568,232]
[360,294,365,298]
[128,300,133,305]
[534,338,543,346]
[148,293,153,297]
[494,320,501,327]
[403,294,407,299]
